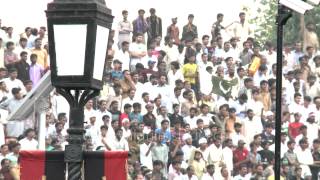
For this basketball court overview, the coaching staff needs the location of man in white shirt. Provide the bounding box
[19,128,38,150]
[246,89,264,117]
[253,64,268,87]
[156,75,171,103]
[230,122,245,146]
[14,38,31,64]
[121,89,138,112]
[222,139,234,175]
[0,88,25,137]
[295,139,313,177]
[114,41,130,71]
[181,133,196,162]
[243,109,263,143]
[233,164,250,180]
[184,107,198,130]
[233,12,253,46]
[139,134,153,170]
[181,166,198,180]
[207,138,225,175]
[261,42,277,66]
[197,104,214,128]
[96,99,112,128]
[199,66,213,96]
[118,10,132,49]
[112,128,129,151]
[201,164,215,180]
[168,161,184,180]
[305,113,319,143]
[129,33,147,71]
[3,68,26,96]
[84,113,100,148]
[288,93,303,114]
[163,37,179,66]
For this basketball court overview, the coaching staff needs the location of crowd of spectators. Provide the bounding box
[0,7,319,180]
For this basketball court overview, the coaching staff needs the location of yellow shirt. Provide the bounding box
[31,48,48,68]
[190,160,206,179]
[267,175,285,180]
[182,63,197,84]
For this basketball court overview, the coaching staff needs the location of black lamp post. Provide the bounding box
[275,3,291,180]
[46,0,113,179]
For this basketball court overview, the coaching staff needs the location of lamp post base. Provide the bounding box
[56,88,100,180]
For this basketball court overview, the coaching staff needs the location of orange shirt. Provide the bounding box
[31,48,48,69]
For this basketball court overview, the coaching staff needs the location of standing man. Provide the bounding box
[114,41,130,71]
[0,88,24,137]
[167,18,180,45]
[15,51,30,83]
[31,38,48,69]
[118,10,132,49]
[129,33,147,71]
[211,13,224,41]
[181,14,198,43]
[132,9,148,40]
[146,8,162,48]
[233,12,253,46]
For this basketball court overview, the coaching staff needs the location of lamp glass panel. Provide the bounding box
[54,24,87,76]
[93,25,109,81]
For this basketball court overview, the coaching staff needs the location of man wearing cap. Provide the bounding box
[233,139,249,172]
[197,138,209,160]
[166,17,180,45]
[85,112,100,148]
[182,14,198,43]
[305,113,318,143]
[118,10,132,48]
[140,59,156,82]
[146,8,162,48]
[132,9,148,38]
[181,133,195,162]
[111,59,123,80]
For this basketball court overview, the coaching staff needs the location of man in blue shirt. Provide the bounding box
[155,119,172,144]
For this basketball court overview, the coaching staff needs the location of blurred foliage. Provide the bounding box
[243,0,320,47]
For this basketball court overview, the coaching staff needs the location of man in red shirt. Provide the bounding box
[119,103,132,125]
[233,139,249,173]
[288,112,303,139]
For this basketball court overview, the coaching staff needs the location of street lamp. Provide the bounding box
[275,0,318,179]
[46,0,113,179]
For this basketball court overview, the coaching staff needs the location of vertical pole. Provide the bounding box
[38,111,47,150]
[66,107,85,180]
[275,22,283,180]
[275,3,291,180]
